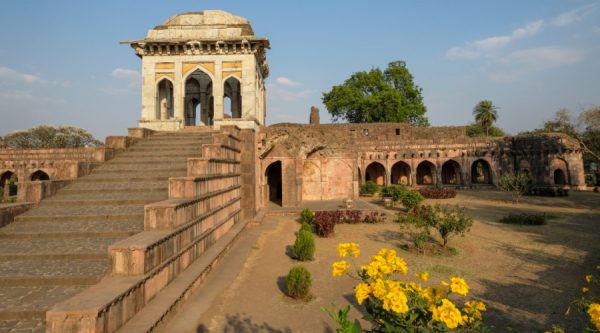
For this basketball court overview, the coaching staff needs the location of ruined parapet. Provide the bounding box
[309,106,320,125]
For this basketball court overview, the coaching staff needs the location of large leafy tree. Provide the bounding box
[322,61,429,126]
[3,125,103,149]
[472,100,499,136]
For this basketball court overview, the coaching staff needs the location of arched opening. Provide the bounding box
[184,70,213,126]
[553,169,566,185]
[519,159,531,174]
[265,161,282,206]
[1,171,17,199]
[156,79,174,120]
[391,161,411,185]
[441,160,461,185]
[365,162,386,186]
[30,170,50,181]
[416,161,436,185]
[471,159,492,184]
[224,77,241,119]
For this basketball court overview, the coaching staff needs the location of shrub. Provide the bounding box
[343,210,362,224]
[497,172,533,203]
[313,211,342,237]
[418,187,457,199]
[401,190,424,210]
[528,186,569,197]
[299,222,312,233]
[362,211,385,223]
[327,243,487,331]
[292,229,315,261]
[499,213,547,225]
[401,204,473,248]
[286,265,312,300]
[300,208,314,224]
[360,180,378,195]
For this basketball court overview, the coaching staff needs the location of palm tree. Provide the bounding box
[473,100,499,136]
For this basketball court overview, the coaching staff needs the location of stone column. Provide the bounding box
[212,61,224,121]
[174,61,184,124]
[231,86,240,118]
[200,92,208,125]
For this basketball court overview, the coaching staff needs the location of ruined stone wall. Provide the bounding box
[259,123,586,207]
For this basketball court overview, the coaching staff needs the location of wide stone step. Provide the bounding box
[19,204,143,218]
[134,138,212,145]
[63,180,167,191]
[90,167,187,175]
[95,161,187,170]
[0,259,106,286]
[45,191,165,203]
[0,238,120,260]
[0,286,87,321]
[0,219,142,239]
[77,171,185,181]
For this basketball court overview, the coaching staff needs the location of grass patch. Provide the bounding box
[498,212,556,225]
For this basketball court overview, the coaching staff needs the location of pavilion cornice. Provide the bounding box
[121,38,270,78]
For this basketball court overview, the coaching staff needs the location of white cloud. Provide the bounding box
[0,66,70,87]
[275,77,302,87]
[507,47,583,66]
[552,4,597,27]
[111,68,140,80]
[446,20,543,60]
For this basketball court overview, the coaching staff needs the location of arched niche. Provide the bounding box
[365,162,386,186]
[471,159,492,184]
[416,161,436,185]
[441,160,461,185]
[184,69,213,126]
[156,78,174,120]
[391,161,411,185]
[30,170,50,181]
[265,161,282,205]
[224,76,241,119]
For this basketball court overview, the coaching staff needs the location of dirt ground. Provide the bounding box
[167,190,600,333]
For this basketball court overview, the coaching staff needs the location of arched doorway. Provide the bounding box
[265,161,282,205]
[156,79,174,120]
[553,169,566,185]
[365,162,386,186]
[519,159,531,174]
[471,159,492,184]
[184,69,213,126]
[441,160,461,185]
[30,170,49,181]
[391,161,411,185]
[1,171,17,198]
[224,77,241,119]
[416,161,436,185]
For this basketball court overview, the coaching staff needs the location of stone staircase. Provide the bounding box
[0,131,214,332]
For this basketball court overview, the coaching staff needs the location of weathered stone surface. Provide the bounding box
[309,106,320,125]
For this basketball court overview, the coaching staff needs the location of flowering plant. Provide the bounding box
[564,265,600,332]
[326,243,487,332]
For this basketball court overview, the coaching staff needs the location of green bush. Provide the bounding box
[292,229,315,261]
[360,181,378,195]
[300,222,312,233]
[499,213,547,225]
[401,190,424,210]
[300,208,314,224]
[400,204,473,248]
[286,265,312,300]
[497,172,533,203]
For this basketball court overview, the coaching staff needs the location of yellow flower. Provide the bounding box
[583,287,590,293]
[421,286,447,306]
[355,283,371,304]
[332,260,349,277]
[416,271,429,282]
[337,243,361,258]
[382,289,409,314]
[463,300,486,323]
[448,277,469,296]
[371,279,388,300]
[431,299,464,329]
[588,303,600,330]
[586,275,593,283]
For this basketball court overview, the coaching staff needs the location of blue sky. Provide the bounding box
[1,1,599,139]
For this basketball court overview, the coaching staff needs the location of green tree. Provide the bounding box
[466,123,505,137]
[473,100,499,136]
[322,61,429,126]
[497,172,533,204]
[3,125,103,149]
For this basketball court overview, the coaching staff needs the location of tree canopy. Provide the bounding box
[321,61,429,126]
[526,107,600,165]
[3,125,103,149]
[472,100,499,136]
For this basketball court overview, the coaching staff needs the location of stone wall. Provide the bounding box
[259,123,587,207]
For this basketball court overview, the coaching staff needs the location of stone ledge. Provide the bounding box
[112,200,240,275]
[168,173,240,198]
[145,185,240,229]
[47,214,244,333]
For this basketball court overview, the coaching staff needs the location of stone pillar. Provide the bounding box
[309,106,320,125]
[174,61,184,123]
[213,61,224,121]
[231,86,240,118]
[200,92,208,125]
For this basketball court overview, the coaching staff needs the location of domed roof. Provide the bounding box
[145,10,255,41]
